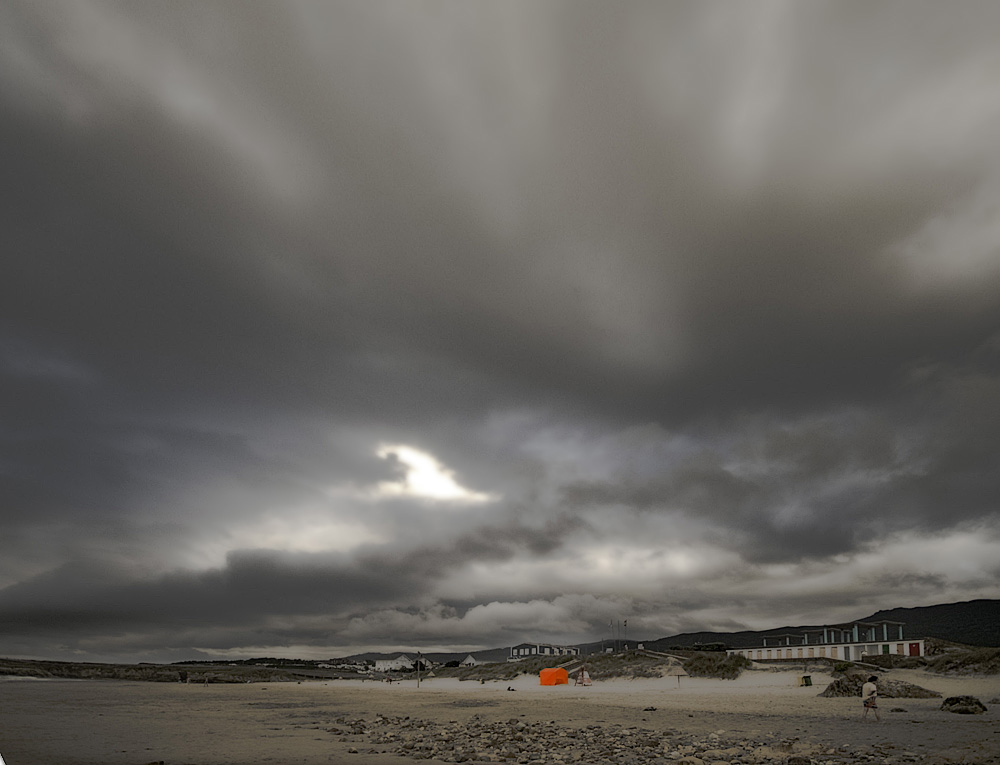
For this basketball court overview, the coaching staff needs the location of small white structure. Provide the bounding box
[508,643,581,661]
[374,654,415,672]
[460,654,483,667]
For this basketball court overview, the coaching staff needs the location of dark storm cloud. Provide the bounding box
[0,519,572,659]
[561,359,1000,563]
[0,549,428,647]
[2,1,1000,660]
[3,1,999,422]
[102,551,411,615]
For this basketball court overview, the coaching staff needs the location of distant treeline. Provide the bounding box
[686,642,728,652]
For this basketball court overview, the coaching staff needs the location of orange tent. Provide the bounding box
[539,667,569,686]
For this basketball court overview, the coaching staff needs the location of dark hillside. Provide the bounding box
[644,599,999,651]
[344,647,509,664]
[864,600,999,647]
[643,628,813,652]
[335,599,999,663]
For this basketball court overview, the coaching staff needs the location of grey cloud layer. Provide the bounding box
[2,1,1000,661]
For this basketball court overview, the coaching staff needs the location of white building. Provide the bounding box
[374,654,415,672]
[726,620,926,662]
[460,654,483,666]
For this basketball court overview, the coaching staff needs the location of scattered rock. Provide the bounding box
[319,711,941,765]
[940,695,988,714]
[889,707,907,712]
[699,748,727,759]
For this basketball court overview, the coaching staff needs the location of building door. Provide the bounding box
[908,643,920,656]
[843,646,850,661]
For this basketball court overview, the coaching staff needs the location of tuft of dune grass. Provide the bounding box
[682,653,751,680]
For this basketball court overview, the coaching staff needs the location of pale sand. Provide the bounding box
[1,669,998,764]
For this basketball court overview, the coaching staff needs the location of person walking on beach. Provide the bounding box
[861,675,880,722]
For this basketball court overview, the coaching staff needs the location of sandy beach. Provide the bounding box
[1,669,998,765]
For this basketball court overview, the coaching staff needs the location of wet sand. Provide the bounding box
[1,669,998,764]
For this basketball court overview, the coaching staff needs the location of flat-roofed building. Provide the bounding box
[726,620,925,662]
[508,643,581,661]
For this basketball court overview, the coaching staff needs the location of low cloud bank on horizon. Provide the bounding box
[2,1,999,663]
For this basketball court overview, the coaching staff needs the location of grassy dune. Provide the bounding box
[433,650,749,682]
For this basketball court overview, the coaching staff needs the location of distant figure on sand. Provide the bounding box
[861,675,880,721]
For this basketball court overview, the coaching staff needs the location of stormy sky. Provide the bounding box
[2,1,1000,663]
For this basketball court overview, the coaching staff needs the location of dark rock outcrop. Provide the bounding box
[940,695,988,714]
[818,674,941,698]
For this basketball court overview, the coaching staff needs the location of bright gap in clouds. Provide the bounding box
[374,444,495,503]
[184,509,384,568]
[224,513,383,554]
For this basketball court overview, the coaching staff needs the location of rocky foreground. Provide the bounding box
[327,713,961,765]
